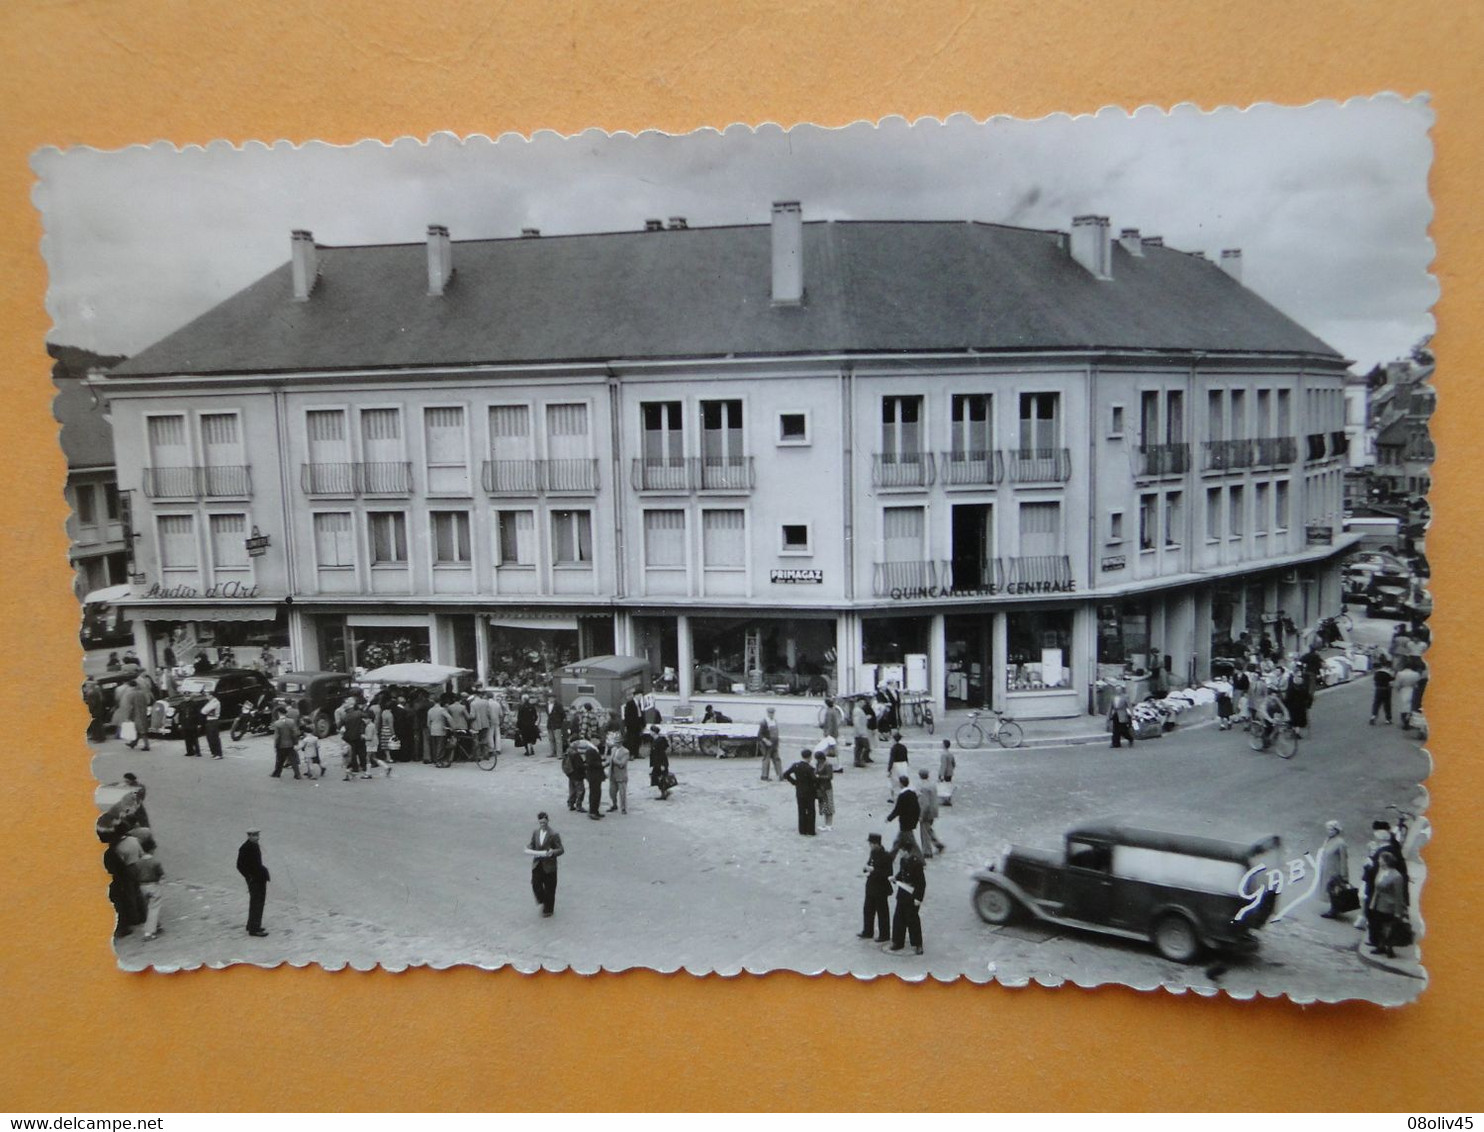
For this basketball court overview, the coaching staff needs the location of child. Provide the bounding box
[296,731,325,779]
[937,739,955,806]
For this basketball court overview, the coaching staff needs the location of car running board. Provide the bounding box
[1026,903,1152,943]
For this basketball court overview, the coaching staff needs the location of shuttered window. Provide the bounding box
[360,408,402,460]
[489,404,531,459]
[147,415,189,466]
[424,406,469,493]
[158,514,197,569]
[313,512,354,568]
[209,513,248,569]
[307,409,349,462]
[1018,501,1061,557]
[702,509,746,568]
[431,511,472,564]
[200,414,242,465]
[644,509,686,568]
[497,510,535,566]
[883,506,924,562]
[368,512,408,565]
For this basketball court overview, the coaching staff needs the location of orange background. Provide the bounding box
[2,1,1480,1112]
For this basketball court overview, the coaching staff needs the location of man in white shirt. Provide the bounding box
[200,691,224,759]
[525,812,565,917]
[470,690,498,763]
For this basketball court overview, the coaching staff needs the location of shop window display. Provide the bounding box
[1006,609,1073,690]
[689,617,836,697]
[485,623,577,700]
[634,615,679,692]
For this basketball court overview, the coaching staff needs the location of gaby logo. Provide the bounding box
[1235,850,1326,923]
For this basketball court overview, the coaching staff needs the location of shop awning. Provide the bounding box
[83,584,133,605]
[487,614,580,631]
[123,604,278,624]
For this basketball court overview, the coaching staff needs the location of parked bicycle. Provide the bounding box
[433,728,498,771]
[904,694,935,734]
[1247,718,1299,759]
[954,708,1023,750]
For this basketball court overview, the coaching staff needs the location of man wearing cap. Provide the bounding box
[782,748,818,836]
[757,706,783,781]
[236,829,271,937]
[858,832,893,942]
[525,812,564,917]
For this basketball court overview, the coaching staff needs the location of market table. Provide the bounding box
[655,721,759,758]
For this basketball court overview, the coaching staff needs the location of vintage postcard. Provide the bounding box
[39,99,1435,1001]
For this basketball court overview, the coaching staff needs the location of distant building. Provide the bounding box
[52,344,129,602]
[94,208,1354,719]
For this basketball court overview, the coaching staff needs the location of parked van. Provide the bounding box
[552,655,651,715]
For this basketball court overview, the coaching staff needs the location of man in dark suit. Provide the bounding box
[885,774,921,857]
[583,742,606,820]
[890,842,928,954]
[781,749,818,835]
[622,690,645,758]
[236,829,271,936]
[858,832,893,942]
[525,812,565,917]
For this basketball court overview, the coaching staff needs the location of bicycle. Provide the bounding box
[434,729,497,771]
[1385,803,1416,847]
[955,708,1023,750]
[1247,718,1299,759]
[905,695,936,734]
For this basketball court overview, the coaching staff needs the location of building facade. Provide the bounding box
[96,208,1354,720]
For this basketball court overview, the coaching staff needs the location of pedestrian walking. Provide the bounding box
[1284,676,1313,737]
[1317,820,1353,919]
[117,680,152,750]
[851,698,873,768]
[525,812,565,917]
[583,739,606,820]
[782,749,818,836]
[83,677,107,743]
[132,846,165,940]
[1107,690,1135,748]
[1369,661,1394,725]
[470,690,497,766]
[916,768,945,858]
[103,831,145,939]
[938,739,955,785]
[757,706,783,780]
[269,706,302,779]
[563,740,590,812]
[236,829,271,937]
[296,730,325,778]
[889,841,927,955]
[648,725,674,800]
[200,690,224,758]
[623,689,645,758]
[1368,850,1409,958]
[373,696,398,775]
[341,698,368,777]
[1394,660,1421,729]
[605,731,630,814]
[545,695,566,759]
[858,832,893,942]
[179,695,203,757]
[885,774,921,857]
[516,694,540,756]
[886,732,909,800]
[813,750,837,832]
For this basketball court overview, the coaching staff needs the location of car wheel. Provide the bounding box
[973,883,1017,925]
[1152,912,1202,963]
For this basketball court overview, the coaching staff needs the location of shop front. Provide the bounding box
[124,602,290,673]
[942,605,1085,719]
[860,615,932,695]
[1095,597,1160,710]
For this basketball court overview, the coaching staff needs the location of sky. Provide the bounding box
[33,98,1435,371]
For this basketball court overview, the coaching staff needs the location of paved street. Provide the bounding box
[95,654,1428,1002]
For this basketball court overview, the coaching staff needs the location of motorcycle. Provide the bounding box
[229,696,278,741]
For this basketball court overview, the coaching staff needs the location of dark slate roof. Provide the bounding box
[51,344,126,467]
[112,220,1343,378]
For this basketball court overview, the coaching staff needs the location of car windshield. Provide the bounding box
[176,677,218,694]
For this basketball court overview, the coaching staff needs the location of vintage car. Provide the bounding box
[1364,573,1412,619]
[158,668,276,736]
[275,670,355,736]
[971,820,1284,963]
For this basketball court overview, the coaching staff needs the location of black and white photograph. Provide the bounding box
[41,99,1434,1001]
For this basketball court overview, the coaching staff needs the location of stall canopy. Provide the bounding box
[360,662,471,686]
[83,584,132,605]
[123,604,278,623]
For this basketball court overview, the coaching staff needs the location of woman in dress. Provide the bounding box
[516,693,540,757]
[1317,820,1351,919]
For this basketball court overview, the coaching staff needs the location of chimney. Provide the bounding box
[771,201,803,306]
[1190,251,1207,260]
[644,219,665,232]
[1069,215,1112,279]
[290,229,319,301]
[1118,228,1143,257]
[520,227,541,238]
[667,217,688,230]
[1141,235,1164,249]
[426,225,453,297]
[1220,248,1243,282]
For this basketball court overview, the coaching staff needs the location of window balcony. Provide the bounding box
[872,559,940,597]
[632,457,696,492]
[359,461,413,496]
[1002,555,1075,591]
[1135,442,1190,477]
[940,557,1004,593]
[482,459,542,495]
[1202,439,1254,472]
[1329,430,1350,459]
[938,450,1004,487]
[143,465,253,499]
[1253,436,1298,466]
[699,455,755,492]
[301,462,358,496]
[1007,448,1072,483]
[544,458,599,494]
[1305,433,1328,462]
[873,452,936,489]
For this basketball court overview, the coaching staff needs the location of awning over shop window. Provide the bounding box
[123,605,278,624]
[83,584,133,605]
[487,615,580,631]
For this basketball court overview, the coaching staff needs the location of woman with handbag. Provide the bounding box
[1317,820,1354,919]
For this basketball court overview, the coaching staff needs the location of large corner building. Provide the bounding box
[96,205,1355,721]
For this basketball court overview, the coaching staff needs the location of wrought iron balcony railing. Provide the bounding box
[938,450,1004,486]
[699,455,755,491]
[143,465,253,499]
[1202,438,1254,471]
[1007,448,1072,483]
[1002,555,1075,590]
[872,559,939,597]
[872,452,936,489]
[1136,442,1190,477]
[1253,436,1298,466]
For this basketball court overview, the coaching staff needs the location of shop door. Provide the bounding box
[950,504,994,592]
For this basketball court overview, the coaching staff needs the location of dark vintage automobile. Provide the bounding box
[159,668,276,737]
[275,670,355,737]
[971,820,1284,963]
[1364,573,1412,619]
